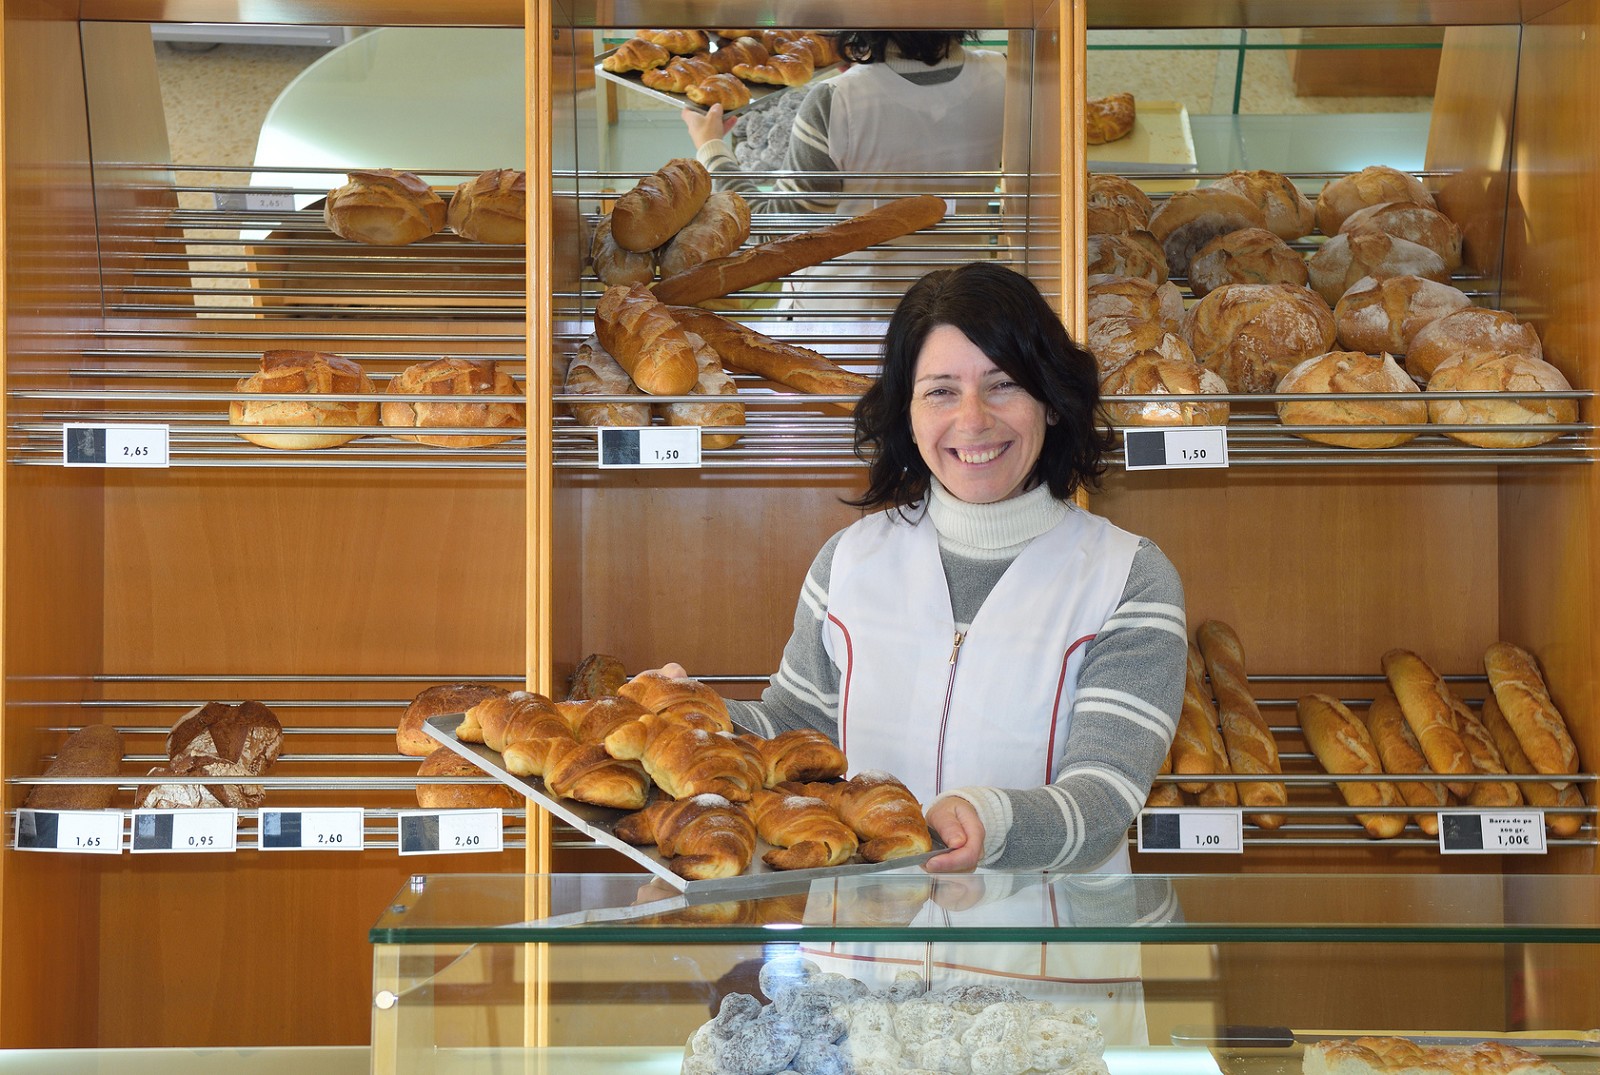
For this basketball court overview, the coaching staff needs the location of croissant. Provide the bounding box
[732,47,814,87]
[604,711,764,801]
[500,725,579,779]
[613,794,756,880]
[684,74,752,111]
[637,28,710,55]
[640,53,719,93]
[601,37,671,73]
[457,691,567,753]
[616,670,732,731]
[558,695,651,745]
[707,38,768,74]
[746,788,858,869]
[795,773,933,862]
[542,741,651,810]
[747,729,848,786]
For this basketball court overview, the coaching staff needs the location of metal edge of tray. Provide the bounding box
[594,46,837,116]
[423,714,940,896]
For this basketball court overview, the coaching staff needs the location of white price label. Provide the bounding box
[1439,811,1548,854]
[130,809,238,853]
[14,809,124,854]
[397,809,504,856]
[597,426,702,469]
[1123,426,1229,471]
[63,424,170,468]
[259,808,366,851]
[214,190,298,213]
[1136,807,1244,853]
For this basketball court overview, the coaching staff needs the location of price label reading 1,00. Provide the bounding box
[1192,832,1222,846]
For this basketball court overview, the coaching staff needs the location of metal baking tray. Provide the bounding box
[595,44,838,115]
[424,713,940,894]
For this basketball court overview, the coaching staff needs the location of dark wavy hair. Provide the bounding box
[847,262,1112,511]
[828,30,975,66]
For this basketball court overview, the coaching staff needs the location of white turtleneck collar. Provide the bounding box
[925,478,1068,561]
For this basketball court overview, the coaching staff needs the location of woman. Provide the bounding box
[660,261,1187,875]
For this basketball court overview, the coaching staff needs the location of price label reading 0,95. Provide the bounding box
[1439,811,1548,855]
[1136,807,1245,853]
[596,426,703,469]
[14,809,124,855]
[1122,426,1229,471]
[259,808,366,852]
[130,809,238,854]
[63,424,171,468]
[397,809,505,856]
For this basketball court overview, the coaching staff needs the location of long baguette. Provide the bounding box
[1297,693,1406,838]
[1380,648,1474,797]
[1359,685,1446,836]
[1483,641,1579,781]
[668,306,873,411]
[594,284,700,396]
[652,194,948,305]
[1480,692,1585,837]
[1175,643,1236,802]
[1447,697,1523,807]
[1195,620,1286,828]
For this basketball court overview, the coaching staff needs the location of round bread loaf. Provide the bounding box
[1426,351,1577,448]
[447,168,526,244]
[1181,283,1337,394]
[169,700,283,774]
[1339,201,1463,272]
[382,358,525,448]
[1333,274,1471,356]
[416,747,524,809]
[1147,187,1266,277]
[1314,165,1436,236]
[1086,231,1167,283]
[1187,226,1309,296]
[1085,275,1185,332]
[398,683,509,757]
[1306,226,1450,306]
[1087,316,1195,379]
[1406,307,1541,381]
[1086,173,1154,234]
[1101,354,1230,427]
[1276,350,1427,448]
[229,350,379,450]
[1209,170,1316,240]
[324,169,446,246]
[1086,92,1136,144]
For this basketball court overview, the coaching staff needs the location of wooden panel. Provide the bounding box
[1289,28,1444,98]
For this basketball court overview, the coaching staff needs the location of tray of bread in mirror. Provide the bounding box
[596,28,840,116]
[421,657,940,895]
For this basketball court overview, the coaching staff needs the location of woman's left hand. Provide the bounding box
[922,797,985,873]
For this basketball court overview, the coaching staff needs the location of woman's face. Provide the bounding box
[909,324,1049,504]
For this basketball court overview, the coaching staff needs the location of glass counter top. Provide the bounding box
[370,871,1600,946]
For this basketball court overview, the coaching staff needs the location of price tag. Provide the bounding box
[1123,426,1229,471]
[259,808,366,851]
[214,190,298,213]
[63,424,170,468]
[14,809,124,855]
[1439,811,1548,854]
[397,809,504,856]
[597,426,702,469]
[1136,807,1244,853]
[130,809,238,853]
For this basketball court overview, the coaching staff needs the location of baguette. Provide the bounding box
[1480,692,1586,837]
[1296,693,1407,838]
[1196,620,1286,828]
[1447,696,1523,808]
[652,194,947,305]
[1359,686,1446,836]
[653,331,745,449]
[1145,746,1185,807]
[1380,648,1475,797]
[610,158,711,252]
[658,192,751,277]
[593,284,701,396]
[590,213,655,287]
[667,305,873,411]
[1174,643,1235,802]
[1482,641,1580,781]
[564,337,650,427]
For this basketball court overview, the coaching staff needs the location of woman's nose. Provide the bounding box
[955,391,991,430]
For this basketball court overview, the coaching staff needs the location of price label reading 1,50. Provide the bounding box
[596,426,703,470]
[1123,426,1229,472]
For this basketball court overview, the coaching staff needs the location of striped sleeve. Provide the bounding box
[940,540,1187,871]
[694,82,843,215]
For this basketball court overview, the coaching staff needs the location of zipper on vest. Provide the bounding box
[935,631,966,794]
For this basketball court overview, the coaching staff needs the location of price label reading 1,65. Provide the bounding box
[14,809,124,855]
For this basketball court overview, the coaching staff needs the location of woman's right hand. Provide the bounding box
[682,104,736,149]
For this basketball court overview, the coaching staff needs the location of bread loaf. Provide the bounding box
[1085,92,1136,144]
[446,168,526,244]
[1380,649,1475,796]
[564,653,628,701]
[1306,227,1450,306]
[1086,231,1168,284]
[658,192,751,278]
[1100,355,1229,427]
[594,283,701,396]
[1404,307,1541,381]
[652,194,947,306]
[1482,641,1580,779]
[654,331,745,449]
[1314,165,1436,236]
[667,305,873,410]
[1339,201,1463,271]
[1359,686,1446,836]
[1480,692,1585,836]
[398,683,507,757]
[137,754,265,811]
[610,158,712,253]
[1196,621,1286,828]
[324,169,446,246]
[1086,174,1154,235]
[1186,227,1309,296]
[1173,644,1235,800]
[1426,352,1577,448]
[1209,170,1316,240]
[229,350,379,450]
[1447,697,1523,807]
[169,700,283,774]
[564,337,651,427]
[1146,187,1267,277]
[1296,693,1407,838]
[382,358,524,448]
[590,213,656,287]
[416,747,523,809]
[1333,274,1470,355]
[1181,282,1336,394]
[746,787,858,869]
[1275,351,1427,449]
[1085,276,1184,332]
[1086,316,1196,379]
[613,793,758,880]
[22,724,124,810]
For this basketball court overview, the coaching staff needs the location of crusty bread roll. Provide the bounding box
[600,37,671,73]
[1306,227,1450,306]
[654,331,745,449]
[1447,697,1523,808]
[589,213,655,287]
[666,305,873,411]
[1276,351,1426,449]
[1333,274,1471,355]
[1314,165,1436,236]
[684,72,752,110]
[1100,354,1229,427]
[1296,693,1407,838]
[658,191,751,278]
[1147,187,1267,278]
[1339,201,1463,272]
[1425,351,1577,448]
[610,158,711,253]
[446,168,526,244]
[1209,170,1316,240]
[1406,307,1542,381]
[594,283,701,396]
[1480,692,1585,836]
[1360,686,1445,836]
[1482,641,1580,778]
[1086,174,1154,235]
[382,358,524,448]
[22,724,124,810]
[1181,282,1336,394]
[1085,92,1136,144]
[324,169,446,246]
[229,350,379,450]
[1186,226,1309,297]
[563,337,651,427]
[416,747,523,810]
[1085,231,1167,284]
[1085,275,1185,332]
[1380,648,1474,797]
[1087,316,1196,379]
[1197,621,1286,829]
[398,684,508,757]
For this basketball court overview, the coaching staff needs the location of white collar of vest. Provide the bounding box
[926,478,1068,561]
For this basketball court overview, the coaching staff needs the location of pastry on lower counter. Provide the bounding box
[1303,1037,1562,1075]
[229,350,379,450]
[1085,91,1136,144]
